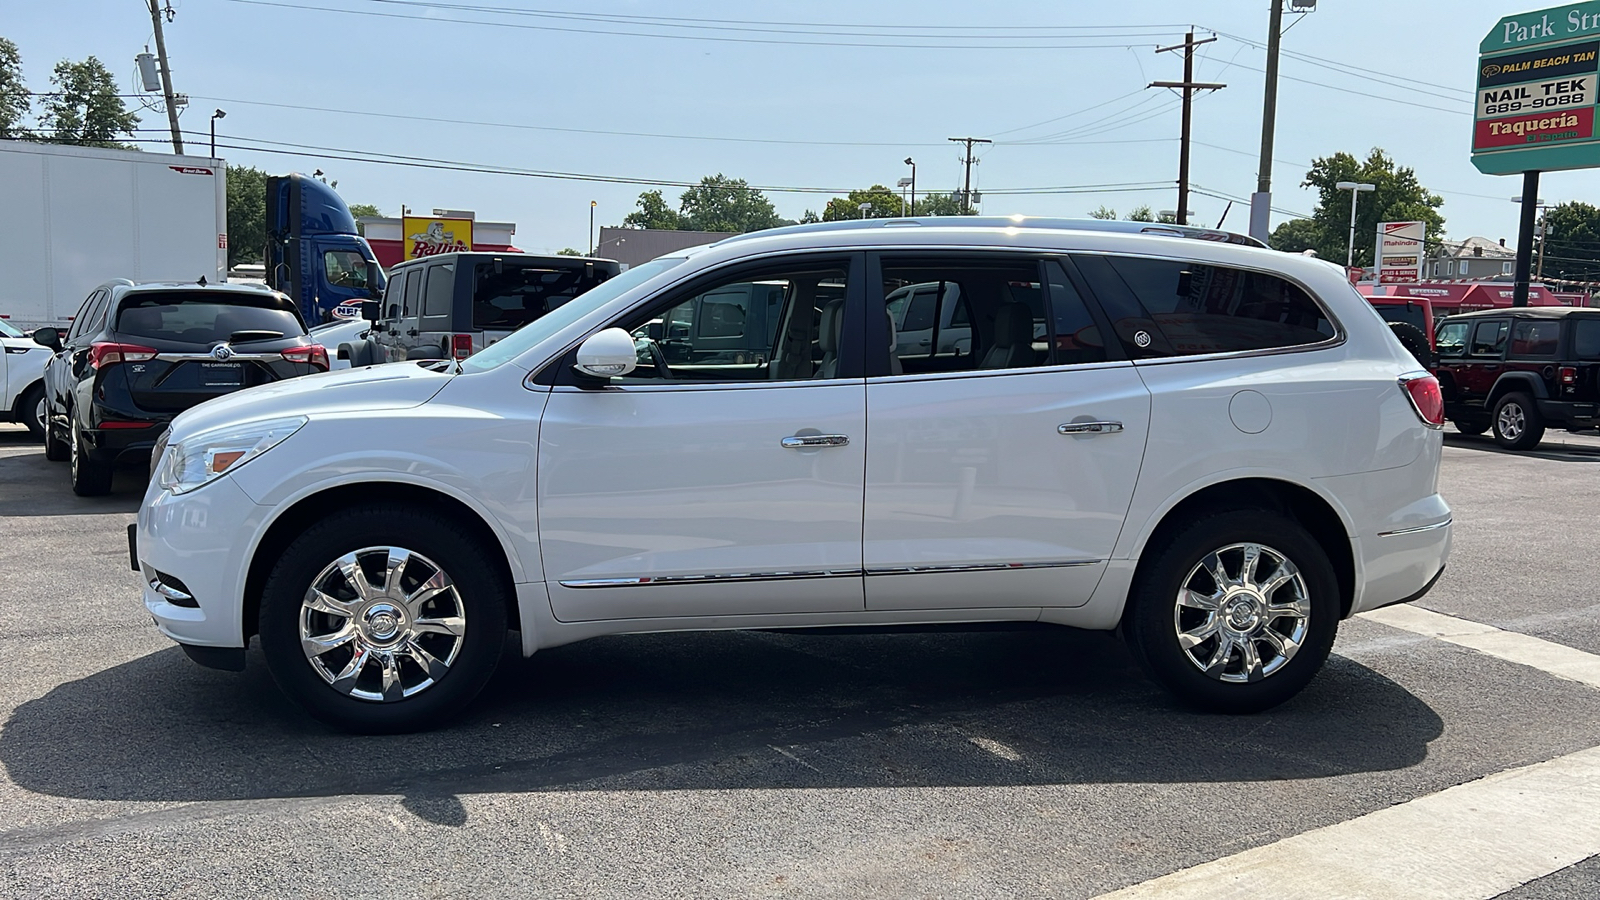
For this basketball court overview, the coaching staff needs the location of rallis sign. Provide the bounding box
[402,216,473,261]
[1474,3,1600,174]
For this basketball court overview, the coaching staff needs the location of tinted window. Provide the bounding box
[1375,303,1427,332]
[1575,320,1600,360]
[881,259,1045,374]
[114,292,304,343]
[401,268,422,318]
[382,268,407,319]
[1436,320,1470,358]
[1510,320,1559,356]
[66,291,103,343]
[622,261,849,382]
[423,263,454,318]
[1470,320,1508,356]
[473,262,611,331]
[1075,255,1334,358]
[1046,262,1107,365]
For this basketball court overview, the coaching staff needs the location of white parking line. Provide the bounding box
[1093,606,1600,900]
[1360,604,1600,690]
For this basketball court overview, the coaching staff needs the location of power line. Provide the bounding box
[224,0,1174,50]
[1212,30,1474,98]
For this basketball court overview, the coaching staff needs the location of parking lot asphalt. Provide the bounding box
[2,422,1599,898]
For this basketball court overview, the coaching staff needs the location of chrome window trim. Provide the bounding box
[865,358,1134,385]
[558,559,1100,588]
[549,376,865,394]
[1377,518,1452,538]
[1062,249,1349,365]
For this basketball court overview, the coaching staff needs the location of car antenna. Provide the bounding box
[198,275,208,286]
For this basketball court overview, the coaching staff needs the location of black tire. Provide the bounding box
[43,414,68,462]
[1452,419,1489,436]
[1491,391,1545,451]
[1123,509,1339,714]
[18,383,46,441]
[259,504,508,733]
[1386,321,1432,366]
[68,423,114,496]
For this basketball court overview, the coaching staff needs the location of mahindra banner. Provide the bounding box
[1474,4,1600,174]
[1375,221,1426,284]
[402,216,473,261]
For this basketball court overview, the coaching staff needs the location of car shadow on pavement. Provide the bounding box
[1444,432,1600,463]
[0,628,1442,827]
[0,436,144,515]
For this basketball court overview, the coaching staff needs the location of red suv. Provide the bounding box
[1433,307,1600,449]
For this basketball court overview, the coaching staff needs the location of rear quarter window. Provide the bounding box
[1074,255,1335,358]
[115,292,305,343]
[1575,319,1600,360]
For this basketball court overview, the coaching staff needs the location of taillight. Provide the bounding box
[89,342,157,369]
[1399,373,1445,428]
[281,344,329,370]
[1560,366,1577,385]
[452,333,473,360]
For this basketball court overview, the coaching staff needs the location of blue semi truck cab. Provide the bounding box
[264,173,386,324]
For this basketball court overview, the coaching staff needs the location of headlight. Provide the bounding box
[158,416,307,495]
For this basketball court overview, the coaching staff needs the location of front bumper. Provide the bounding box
[136,475,269,650]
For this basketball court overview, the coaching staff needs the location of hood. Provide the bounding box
[167,362,453,441]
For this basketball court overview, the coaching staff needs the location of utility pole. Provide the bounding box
[1150,31,1224,226]
[1249,0,1285,242]
[948,137,991,213]
[146,0,184,154]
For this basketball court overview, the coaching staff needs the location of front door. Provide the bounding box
[538,254,868,622]
[863,254,1150,611]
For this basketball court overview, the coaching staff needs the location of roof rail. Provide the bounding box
[709,216,1268,249]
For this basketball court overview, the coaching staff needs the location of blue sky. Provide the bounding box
[4,1,1576,255]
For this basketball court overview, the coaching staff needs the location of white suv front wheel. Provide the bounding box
[259,505,507,733]
[1124,509,1339,713]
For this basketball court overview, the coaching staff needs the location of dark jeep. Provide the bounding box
[1433,307,1600,450]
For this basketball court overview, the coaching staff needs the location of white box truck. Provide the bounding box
[0,139,227,329]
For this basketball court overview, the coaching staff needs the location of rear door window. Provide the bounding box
[66,290,104,344]
[1470,320,1509,357]
[1574,320,1600,359]
[879,256,1050,374]
[114,293,305,344]
[422,263,455,319]
[1073,255,1335,358]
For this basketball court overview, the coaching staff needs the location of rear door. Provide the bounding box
[112,292,315,412]
[417,260,456,358]
[862,253,1150,611]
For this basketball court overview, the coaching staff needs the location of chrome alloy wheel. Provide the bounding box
[299,546,466,702]
[1497,401,1526,441]
[1173,542,1310,684]
[32,395,46,435]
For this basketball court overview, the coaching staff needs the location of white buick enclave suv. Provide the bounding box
[133,218,1451,732]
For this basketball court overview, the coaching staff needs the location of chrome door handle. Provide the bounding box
[1058,421,1123,435]
[781,434,850,448]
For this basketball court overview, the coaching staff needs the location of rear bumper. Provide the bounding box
[1537,399,1600,426]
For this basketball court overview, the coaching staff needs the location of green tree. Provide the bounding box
[1537,201,1600,282]
[1271,148,1445,267]
[37,56,139,148]
[347,202,382,236]
[0,37,29,140]
[622,189,688,230]
[556,247,583,256]
[908,192,970,216]
[822,184,906,221]
[1088,205,1117,220]
[678,174,786,233]
[225,164,267,268]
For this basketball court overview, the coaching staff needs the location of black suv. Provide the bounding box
[347,252,620,365]
[33,280,328,495]
[1432,307,1600,450]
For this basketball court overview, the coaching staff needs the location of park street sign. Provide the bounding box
[1474,4,1600,174]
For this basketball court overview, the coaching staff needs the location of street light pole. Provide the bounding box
[209,108,225,158]
[904,157,916,214]
[1336,181,1375,269]
[589,200,597,256]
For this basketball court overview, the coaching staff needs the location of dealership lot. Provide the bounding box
[2,423,1599,898]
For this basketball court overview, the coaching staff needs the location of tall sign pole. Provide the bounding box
[1151,32,1224,226]
[1473,4,1600,306]
[1250,0,1286,243]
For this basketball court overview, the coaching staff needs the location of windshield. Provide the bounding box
[0,319,22,338]
[460,257,688,373]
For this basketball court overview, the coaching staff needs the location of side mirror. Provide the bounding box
[32,327,62,351]
[361,300,380,322]
[366,262,383,299]
[573,327,638,379]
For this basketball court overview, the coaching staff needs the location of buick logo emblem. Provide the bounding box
[210,342,235,360]
[1133,330,1153,348]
